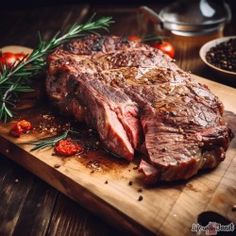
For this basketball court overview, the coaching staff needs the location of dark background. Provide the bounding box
[1,0,236,9]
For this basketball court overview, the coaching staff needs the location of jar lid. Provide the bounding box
[159,0,231,35]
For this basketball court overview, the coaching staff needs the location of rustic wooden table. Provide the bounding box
[0,2,236,235]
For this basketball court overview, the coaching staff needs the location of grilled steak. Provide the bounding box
[46,35,233,183]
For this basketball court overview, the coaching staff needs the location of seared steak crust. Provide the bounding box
[46,35,233,183]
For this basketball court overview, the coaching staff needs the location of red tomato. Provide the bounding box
[152,41,175,58]
[0,52,16,66]
[10,119,32,137]
[54,139,83,157]
[128,35,141,42]
[0,52,26,67]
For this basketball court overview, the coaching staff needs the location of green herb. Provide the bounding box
[0,16,114,122]
[30,129,79,151]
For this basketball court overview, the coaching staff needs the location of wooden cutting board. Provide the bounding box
[0,74,236,236]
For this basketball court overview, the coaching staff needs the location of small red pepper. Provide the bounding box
[10,119,32,137]
[54,139,82,157]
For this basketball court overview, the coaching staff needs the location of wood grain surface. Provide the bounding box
[0,2,236,235]
[0,74,236,236]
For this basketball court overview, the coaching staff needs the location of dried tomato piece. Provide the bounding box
[10,123,23,137]
[17,120,32,132]
[10,119,32,137]
[54,139,82,157]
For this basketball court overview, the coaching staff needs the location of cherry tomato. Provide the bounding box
[152,41,175,58]
[128,35,141,42]
[0,52,16,66]
[0,52,26,67]
[54,139,83,157]
[10,119,32,137]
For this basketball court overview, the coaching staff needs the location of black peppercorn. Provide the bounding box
[206,39,236,72]
[138,195,143,201]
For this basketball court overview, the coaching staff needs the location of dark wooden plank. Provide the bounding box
[0,158,34,236]
[0,157,13,186]
[12,179,58,236]
[46,194,120,236]
[0,157,58,236]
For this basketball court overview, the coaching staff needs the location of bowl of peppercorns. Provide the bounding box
[200,36,236,78]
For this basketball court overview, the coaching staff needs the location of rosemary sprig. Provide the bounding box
[30,129,79,151]
[0,16,114,122]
